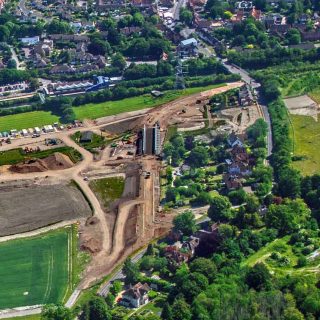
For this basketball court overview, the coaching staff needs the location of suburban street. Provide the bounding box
[172,0,187,20]
[219,60,273,157]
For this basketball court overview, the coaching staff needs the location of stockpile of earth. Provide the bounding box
[9,152,74,173]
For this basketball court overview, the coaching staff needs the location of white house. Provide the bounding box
[120,283,150,308]
[227,133,244,148]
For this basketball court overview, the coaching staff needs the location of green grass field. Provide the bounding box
[0,227,73,309]
[73,84,224,120]
[0,84,224,133]
[0,111,59,132]
[0,146,82,166]
[289,114,320,175]
[89,177,125,208]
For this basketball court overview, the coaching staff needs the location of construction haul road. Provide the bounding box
[0,83,246,318]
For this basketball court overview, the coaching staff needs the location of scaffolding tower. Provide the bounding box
[175,57,188,90]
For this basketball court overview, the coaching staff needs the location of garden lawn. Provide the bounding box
[0,227,73,309]
[73,84,225,120]
[290,114,320,175]
[89,177,125,208]
[0,111,59,132]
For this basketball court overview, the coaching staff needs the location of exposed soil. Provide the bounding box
[102,117,144,134]
[0,179,92,236]
[9,152,74,173]
[284,95,320,121]
[131,82,243,131]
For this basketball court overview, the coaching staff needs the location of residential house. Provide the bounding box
[50,64,75,74]
[33,40,53,57]
[223,173,243,189]
[164,236,200,270]
[231,145,249,163]
[96,0,126,11]
[120,283,150,308]
[120,26,142,36]
[49,34,90,43]
[235,1,253,11]
[251,7,262,20]
[131,0,153,8]
[181,236,200,256]
[76,65,99,73]
[228,161,251,176]
[179,38,198,57]
[95,56,107,69]
[71,51,95,65]
[227,133,244,148]
[238,84,254,106]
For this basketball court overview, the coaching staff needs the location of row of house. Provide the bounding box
[223,133,254,190]
[19,34,108,73]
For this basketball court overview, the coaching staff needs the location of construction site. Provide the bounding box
[0,81,264,309]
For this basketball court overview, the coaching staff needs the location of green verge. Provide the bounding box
[0,227,73,309]
[0,146,82,166]
[89,177,125,208]
[4,315,41,320]
[289,114,320,176]
[0,84,225,132]
[73,84,225,120]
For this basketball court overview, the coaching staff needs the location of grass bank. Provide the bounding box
[0,84,225,132]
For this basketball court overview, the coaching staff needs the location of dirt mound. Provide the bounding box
[9,152,74,173]
[86,216,100,226]
[80,237,103,254]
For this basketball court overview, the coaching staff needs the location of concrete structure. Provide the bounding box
[140,122,161,155]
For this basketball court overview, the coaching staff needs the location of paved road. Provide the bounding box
[218,59,273,157]
[172,0,186,20]
[9,46,24,70]
[98,248,147,297]
[0,306,42,319]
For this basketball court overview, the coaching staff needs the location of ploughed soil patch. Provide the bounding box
[9,152,74,173]
[0,180,92,236]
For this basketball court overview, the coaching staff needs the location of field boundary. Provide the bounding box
[0,220,78,244]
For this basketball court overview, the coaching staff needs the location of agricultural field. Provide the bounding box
[0,146,82,166]
[0,111,59,132]
[289,114,320,175]
[89,177,125,209]
[0,227,74,309]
